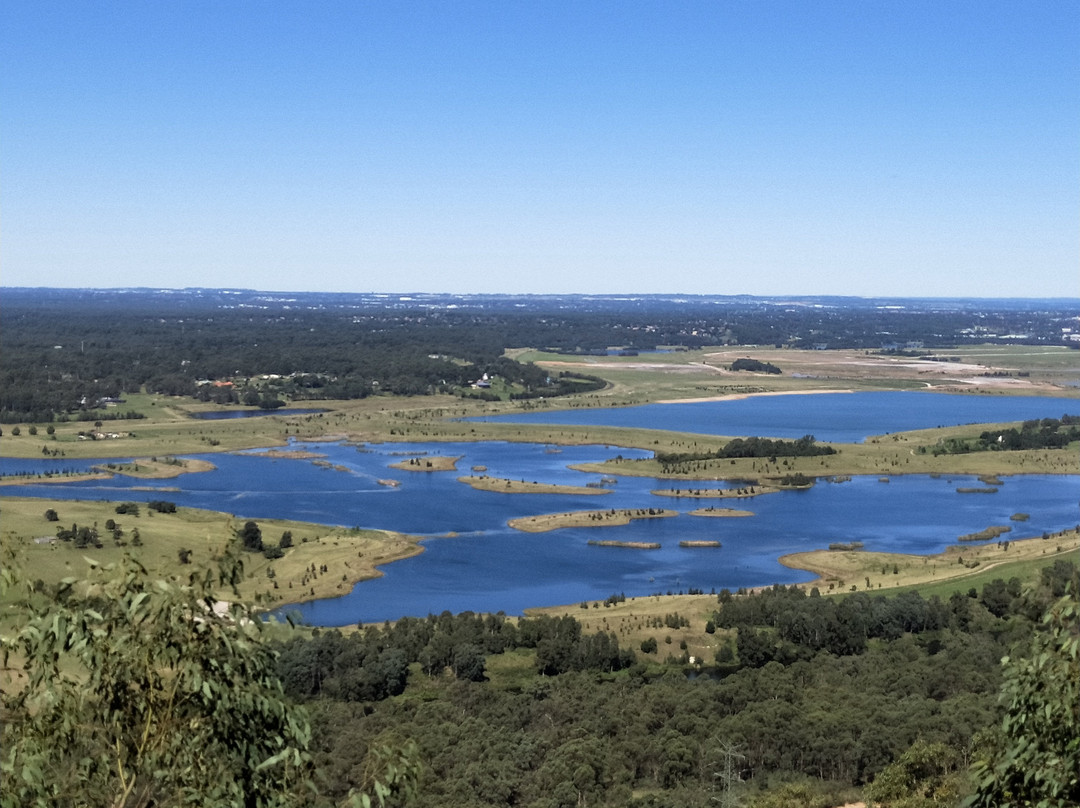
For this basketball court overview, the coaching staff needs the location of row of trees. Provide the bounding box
[655,434,836,469]
[925,415,1080,456]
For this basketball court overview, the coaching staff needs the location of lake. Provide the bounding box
[3,430,1077,624]
[468,391,1079,443]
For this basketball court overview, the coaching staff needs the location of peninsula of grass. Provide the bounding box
[779,527,1080,595]
[458,475,613,495]
[101,457,217,478]
[508,507,677,533]
[688,507,753,517]
[679,540,722,548]
[0,456,216,487]
[388,454,463,472]
[0,496,420,612]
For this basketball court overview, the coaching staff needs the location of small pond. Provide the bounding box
[192,408,327,420]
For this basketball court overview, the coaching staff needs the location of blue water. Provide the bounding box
[192,408,327,420]
[3,433,1077,625]
[469,391,1079,443]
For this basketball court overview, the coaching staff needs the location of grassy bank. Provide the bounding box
[0,496,420,613]
[779,528,1080,595]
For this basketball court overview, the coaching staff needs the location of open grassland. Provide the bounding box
[0,496,420,614]
[513,343,1080,402]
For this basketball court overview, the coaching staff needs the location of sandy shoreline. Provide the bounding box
[654,388,856,405]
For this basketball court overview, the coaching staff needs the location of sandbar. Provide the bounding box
[587,540,660,549]
[654,388,855,405]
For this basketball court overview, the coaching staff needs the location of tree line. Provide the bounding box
[275,611,637,703]
[655,434,836,469]
[924,415,1080,456]
[4,288,1073,422]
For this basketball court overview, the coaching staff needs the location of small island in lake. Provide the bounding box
[509,507,677,533]
[689,507,753,518]
[651,486,777,499]
[389,455,463,472]
[459,475,613,495]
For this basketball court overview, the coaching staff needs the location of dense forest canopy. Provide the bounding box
[2,288,1076,422]
[270,561,1079,807]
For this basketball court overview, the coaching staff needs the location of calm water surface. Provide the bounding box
[469,391,1079,443]
[192,407,327,420]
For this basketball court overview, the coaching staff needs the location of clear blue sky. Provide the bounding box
[3,1,1077,296]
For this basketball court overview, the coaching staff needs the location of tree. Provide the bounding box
[43,509,59,522]
[867,739,964,807]
[965,589,1080,808]
[279,530,293,549]
[0,552,312,807]
[451,642,487,682]
[1,551,420,808]
[239,519,264,552]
